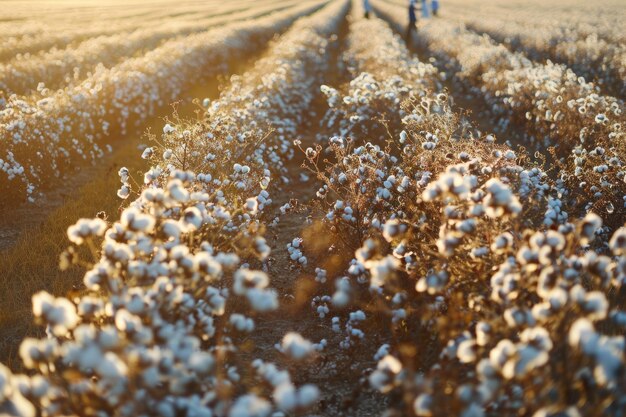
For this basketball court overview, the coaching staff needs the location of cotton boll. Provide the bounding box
[120,207,155,233]
[245,198,259,216]
[141,147,154,159]
[167,179,189,203]
[230,314,255,332]
[365,255,400,287]
[382,219,407,242]
[280,333,314,360]
[163,123,175,134]
[369,355,402,393]
[117,185,131,199]
[579,212,602,245]
[182,207,203,232]
[233,269,269,295]
[457,339,477,363]
[67,218,107,244]
[483,179,522,218]
[414,393,433,416]
[229,395,271,417]
[246,288,278,312]
[32,292,79,337]
[609,227,626,256]
[0,364,36,417]
[273,383,319,412]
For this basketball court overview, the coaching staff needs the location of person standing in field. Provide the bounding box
[406,0,417,42]
[421,0,430,18]
[363,0,372,18]
[431,0,440,16]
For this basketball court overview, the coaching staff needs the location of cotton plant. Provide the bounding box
[294,8,626,416]
[0,0,328,203]
[0,3,353,415]
[377,219,626,417]
[377,1,625,229]
[6,175,283,416]
[446,8,625,97]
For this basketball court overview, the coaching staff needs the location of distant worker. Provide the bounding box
[432,0,440,16]
[421,0,430,18]
[406,0,417,42]
[363,0,372,18]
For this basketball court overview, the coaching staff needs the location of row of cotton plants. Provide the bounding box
[443,10,625,98]
[0,0,296,97]
[0,0,263,61]
[0,0,326,204]
[293,9,626,417]
[0,7,177,62]
[0,1,349,416]
[372,0,625,231]
[440,0,626,45]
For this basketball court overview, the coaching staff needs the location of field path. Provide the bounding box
[245,17,388,413]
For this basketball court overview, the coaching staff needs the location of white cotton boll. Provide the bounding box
[233,269,269,295]
[476,322,491,346]
[520,327,553,351]
[229,394,272,417]
[0,364,35,417]
[182,207,203,232]
[461,403,485,417]
[230,314,255,332]
[118,167,130,183]
[67,218,107,244]
[489,339,516,370]
[281,332,314,360]
[382,219,407,242]
[163,149,173,159]
[255,237,271,260]
[483,178,522,217]
[374,344,390,361]
[365,256,400,288]
[32,292,78,337]
[273,383,319,412]
[162,220,182,239]
[579,212,602,245]
[296,384,319,408]
[215,252,240,268]
[228,366,240,382]
[369,355,402,393]
[502,344,549,379]
[581,292,609,321]
[245,198,259,216]
[273,383,297,411]
[163,123,175,134]
[609,227,626,256]
[457,339,477,363]
[97,352,128,381]
[167,179,189,202]
[117,184,130,199]
[414,393,433,416]
[121,207,155,233]
[332,289,349,308]
[141,147,153,159]
[247,289,278,312]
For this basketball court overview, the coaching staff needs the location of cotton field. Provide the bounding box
[0,0,624,416]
